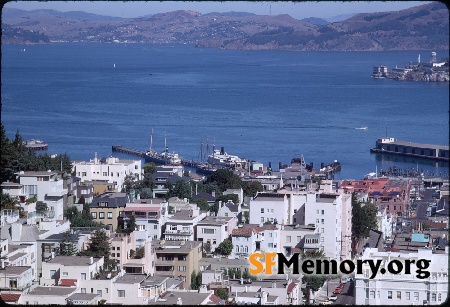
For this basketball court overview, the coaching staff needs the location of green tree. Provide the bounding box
[216,288,228,301]
[143,162,157,175]
[216,239,233,256]
[242,181,263,198]
[352,193,378,254]
[169,180,191,200]
[302,275,326,292]
[193,198,209,212]
[191,270,199,290]
[203,241,211,254]
[79,229,111,260]
[59,230,78,256]
[205,169,242,192]
[36,201,48,212]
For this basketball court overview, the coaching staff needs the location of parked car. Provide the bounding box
[338,283,345,288]
[327,296,338,301]
[333,288,342,294]
[319,301,333,305]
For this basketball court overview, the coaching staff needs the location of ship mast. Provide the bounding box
[150,129,153,154]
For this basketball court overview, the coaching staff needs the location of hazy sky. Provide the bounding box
[3,1,432,20]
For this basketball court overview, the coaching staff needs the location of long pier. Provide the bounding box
[112,145,215,175]
[370,137,449,162]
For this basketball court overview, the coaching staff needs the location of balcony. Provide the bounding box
[155,259,175,266]
[46,188,68,197]
[164,229,193,235]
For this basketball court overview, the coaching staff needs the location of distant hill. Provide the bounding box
[1,8,124,21]
[2,2,448,51]
[300,17,329,26]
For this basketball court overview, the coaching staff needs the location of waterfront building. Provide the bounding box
[72,155,142,192]
[355,247,448,305]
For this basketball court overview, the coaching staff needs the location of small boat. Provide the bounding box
[355,126,368,130]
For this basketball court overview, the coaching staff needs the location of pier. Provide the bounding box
[370,137,449,162]
[112,145,215,175]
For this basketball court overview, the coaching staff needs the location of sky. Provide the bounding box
[3,1,432,20]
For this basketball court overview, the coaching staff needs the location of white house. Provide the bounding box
[14,171,67,220]
[196,216,237,252]
[72,156,142,192]
[249,193,289,225]
[164,206,206,241]
[230,224,280,259]
[355,247,448,305]
[18,286,78,305]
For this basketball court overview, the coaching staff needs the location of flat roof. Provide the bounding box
[27,286,77,296]
[67,293,99,301]
[386,140,449,150]
[114,273,147,284]
[46,256,102,266]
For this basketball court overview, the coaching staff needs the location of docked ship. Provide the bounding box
[145,130,182,165]
[207,147,248,170]
[23,139,48,150]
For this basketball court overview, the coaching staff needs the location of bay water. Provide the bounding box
[1,43,448,179]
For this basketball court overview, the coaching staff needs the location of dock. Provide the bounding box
[370,137,449,162]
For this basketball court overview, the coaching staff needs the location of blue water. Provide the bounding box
[1,43,449,179]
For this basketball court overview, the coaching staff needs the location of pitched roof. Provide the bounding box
[209,294,222,303]
[287,282,297,293]
[60,279,78,287]
[0,293,21,302]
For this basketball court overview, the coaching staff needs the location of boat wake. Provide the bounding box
[355,126,368,130]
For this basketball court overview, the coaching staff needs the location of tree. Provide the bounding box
[191,270,199,290]
[351,193,378,255]
[216,239,233,256]
[302,275,326,292]
[203,241,212,254]
[79,229,111,260]
[143,162,157,175]
[205,169,242,192]
[36,201,48,212]
[242,180,263,197]
[193,198,209,212]
[59,230,78,256]
[169,180,191,200]
[216,288,228,301]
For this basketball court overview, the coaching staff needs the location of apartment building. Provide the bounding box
[196,216,237,252]
[355,248,448,305]
[249,193,289,225]
[152,240,202,289]
[230,224,280,259]
[90,192,129,230]
[163,207,206,241]
[72,156,141,192]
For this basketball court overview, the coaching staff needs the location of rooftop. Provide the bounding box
[148,291,211,305]
[45,256,102,266]
[1,266,31,275]
[66,293,99,301]
[114,273,147,284]
[26,286,77,296]
[198,216,234,225]
[152,240,202,253]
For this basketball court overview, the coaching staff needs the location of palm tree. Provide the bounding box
[0,193,24,217]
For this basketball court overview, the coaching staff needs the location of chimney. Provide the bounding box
[176,297,182,305]
[240,277,244,285]
[51,251,55,259]
[90,257,94,264]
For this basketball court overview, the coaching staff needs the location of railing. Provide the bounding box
[164,230,193,235]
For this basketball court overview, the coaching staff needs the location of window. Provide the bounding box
[81,273,86,280]
[405,292,410,300]
[116,253,120,257]
[431,293,436,302]
[388,291,392,299]
[91,212,97,219]
[103,172,107,176]
[261,208,264,213]
[316,210,319,214]
[99,212,105,219]
[321,210,324,215]
[112,253,115,257]
[178,266,187,271]
[286,236,291,243]
[202,228,215,234]
[321,219,324,224]
[266,209,269,213]
[270,209,274,213]
[225,226,228,231]
[62,272,68,277]
[261,217,264,223]
[105,288,108,294]
[321,228,324,233]
[397,291,401,300]
[370,291,375,299]
[294,209,297,214]
[118,290,125,298]
[269,232,273,237]
[97,290,102,296]
[117,247,120,250]
[316,219,319,224]
[50,270,56,278]
[91,288,94,293]
[82,172,87,177]
[154,225,158,229]
[414,292,419,301]
[268,243,273,248]
[438,294,441,302]
[293,218,296,223]
[297,236,301,242]
[225,213,228,217]
[178,255,187,261]
[81,288,86,294]
[107,212,113,219]
[321,237,324,242]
